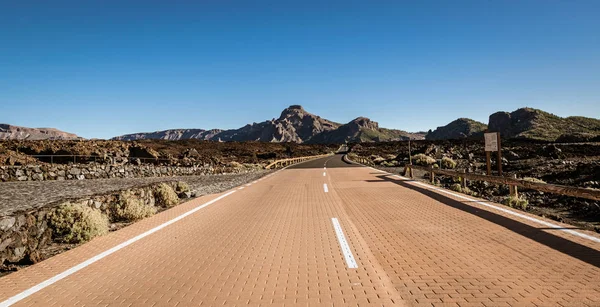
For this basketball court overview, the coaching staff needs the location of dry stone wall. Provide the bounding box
[0,182,184,269]
[0,163,263,182]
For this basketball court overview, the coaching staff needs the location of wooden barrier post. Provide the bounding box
[461,169,466,188]
[509,174,518,198]
[430,166,435,183]
[497,133,503,176]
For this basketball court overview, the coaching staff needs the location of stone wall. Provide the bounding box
[0,182,185,269]
[0,163,263,182]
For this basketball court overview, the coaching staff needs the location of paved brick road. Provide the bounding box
[1,155,599,306]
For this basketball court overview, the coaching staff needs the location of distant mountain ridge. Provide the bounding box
[112,105,424,143]
[3,106,598,143]
[114,129,223,141]
[0,124,81,140]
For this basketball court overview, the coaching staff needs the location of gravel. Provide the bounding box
[0,171,272,217]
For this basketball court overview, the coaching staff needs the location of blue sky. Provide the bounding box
[1,0,599,139]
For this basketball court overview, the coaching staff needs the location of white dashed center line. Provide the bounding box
[323,183,329,193]
[331,218,358,269]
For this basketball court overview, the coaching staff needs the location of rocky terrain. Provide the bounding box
[0,139,338,169]
[0,124,81,140]
[348,139,600,231]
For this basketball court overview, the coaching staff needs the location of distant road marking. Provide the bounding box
[245,183,251,187]
[331,218,358,269]
[359,165,600,244]
[323,183,329,193]
[0,190,237,307]
[323,172,326,176]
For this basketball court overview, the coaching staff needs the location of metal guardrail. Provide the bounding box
[265,153,333,169]
[406,164,600,201]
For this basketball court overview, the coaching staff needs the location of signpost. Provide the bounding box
[484,132,502,176]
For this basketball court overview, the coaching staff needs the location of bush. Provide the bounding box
[412,154,436,166]
[154,183,179,207]
[503,196,528,210]
[50,203,109,243]
[175,181,190,193]
[441,157,457,169]
[523,177,546,184]
[112,192,157,222]
[450,183,463,193]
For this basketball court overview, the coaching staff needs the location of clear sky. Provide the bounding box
[1,0,599,139]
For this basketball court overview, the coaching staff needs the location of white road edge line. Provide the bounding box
[323,183,329,193]
[364,166,600,244]
[331,218,358,269]
[0,190,237,307]
[238,187,245,190]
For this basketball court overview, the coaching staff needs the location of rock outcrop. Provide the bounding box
[425,118,487,140]
[0,124,81,140]
[488,108,600,141]
[308,117,423,143]
[214,105,341,143]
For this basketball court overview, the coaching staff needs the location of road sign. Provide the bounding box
[485,132,499,152]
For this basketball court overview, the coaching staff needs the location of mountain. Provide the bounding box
[307,117,424,143]
[111,105,423,143]
[113,129,223,141]
[213,105,341,142]
[425,118,487,140]
[488,108,600,141]
[0,124,81,140]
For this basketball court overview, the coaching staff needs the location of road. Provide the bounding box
[1,154,599,306]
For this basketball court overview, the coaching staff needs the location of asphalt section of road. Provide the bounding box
[1,154,599,306]
[287,154,359,169]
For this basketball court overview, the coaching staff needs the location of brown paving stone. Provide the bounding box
[2,156,600,306]
[329,165,600,306]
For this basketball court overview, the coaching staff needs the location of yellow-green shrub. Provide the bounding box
[441,157,457,169]
[503,196,528,210]
[154,183,179,207]
[50,203,109,243]
[175,181,190,193]
[412,154,436,166]
[112,192,157,222]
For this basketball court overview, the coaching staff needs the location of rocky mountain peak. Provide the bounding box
[349,117,379,130]
[278,105,307,120]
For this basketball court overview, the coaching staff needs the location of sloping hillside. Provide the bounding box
[488,108,600,141]
[0,124,81,140]
[308,117,423,143]
[425,118,487,140]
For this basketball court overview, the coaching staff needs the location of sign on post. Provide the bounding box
[484,132,502,176]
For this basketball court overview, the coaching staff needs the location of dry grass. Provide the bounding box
[49,202,109,243]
